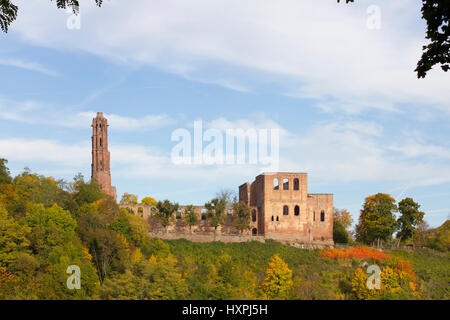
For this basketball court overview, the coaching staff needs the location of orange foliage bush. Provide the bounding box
[320,247,391,261]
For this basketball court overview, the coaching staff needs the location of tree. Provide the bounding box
[334,208,353,231]
[155,200,179,234]
[232,201,251,235]
[183,205,198,234]
[428,220,450,252]
[0,158,12,185]
[215,189,237,206]
[338,0,449,78]
[261,254,293,300]
[0,1,102,32]
[141,196,157,206]
[205,198,226,240]
[120,193,138,206]
[397,198,425,243]
[0,206,30,267]
[355,193,398,245]
[72,174,103,205]
[412,220,430,248]
[333,220,349,244]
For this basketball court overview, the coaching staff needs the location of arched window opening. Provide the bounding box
[294,205,300,216]
[252,228,257,236]
[283,178,289,190]
[201,208,207,221]
[273,178,279,190]
[321,236,325,241]
[271,216,274,222]
[227,209,233,215]
[276,216,279,222]
[99,138,103,147]
[294,178,300,190]
[283,205,289,216]
[138,207,144,214]
[99,124,103,132]
[321,210,325,222]
[252,209,257,222]
[313,211,316,221]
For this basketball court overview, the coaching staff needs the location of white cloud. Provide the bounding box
[0,99,174,131]
[0,138,89,166]
[0,57,59,77]
[10,0,450,115]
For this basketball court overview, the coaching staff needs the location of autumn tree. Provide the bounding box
[261,254,293,300]
[397,198,425,243]
[0,206,30,267]
[155,200,179,234]
[141,196,157,206]
[333,208,353,243]
[120,193,138,206]
[183,205,198,234]
[334,208,353,230]
[233,201,251,235]
[355,193,398,245]
[205,198,226,240]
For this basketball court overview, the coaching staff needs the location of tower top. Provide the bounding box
[96,112,104,118]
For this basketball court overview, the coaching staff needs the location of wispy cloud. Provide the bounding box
[10,0,450,114]
[0,98,174,131]
[0,58,59,77]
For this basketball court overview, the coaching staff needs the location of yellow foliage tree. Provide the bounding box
[261,254,293,300]
[141,197,157,206]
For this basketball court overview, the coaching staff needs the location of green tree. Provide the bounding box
[261,254,293,300]
[72,174,103,205]
[205,198,226,240]
[155,200,179,233]
[233,201,251,235]
[184,205,198,234]
[100,270,147,300]
[355,193,398,245]
[397,198,425,243]
[145,254,188,300]
[0,158,12,185]
[428,220,450,251]
[333,220,349,244]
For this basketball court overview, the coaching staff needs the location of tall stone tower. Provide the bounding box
[91,112,117,200]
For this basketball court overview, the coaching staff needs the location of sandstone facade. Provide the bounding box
[91,112,117,199]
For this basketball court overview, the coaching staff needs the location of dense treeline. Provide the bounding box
[0,158,448,300]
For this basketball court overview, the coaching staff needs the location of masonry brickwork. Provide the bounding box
[120,173,333,245]
[239,173,334,245]
[93,112,334,245]
[91,112,116,199]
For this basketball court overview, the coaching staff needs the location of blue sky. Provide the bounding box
[0,0,449,229]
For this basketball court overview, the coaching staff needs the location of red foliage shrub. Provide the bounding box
[320,247,391,261]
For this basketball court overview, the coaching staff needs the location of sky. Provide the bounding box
[0,0,449,229]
